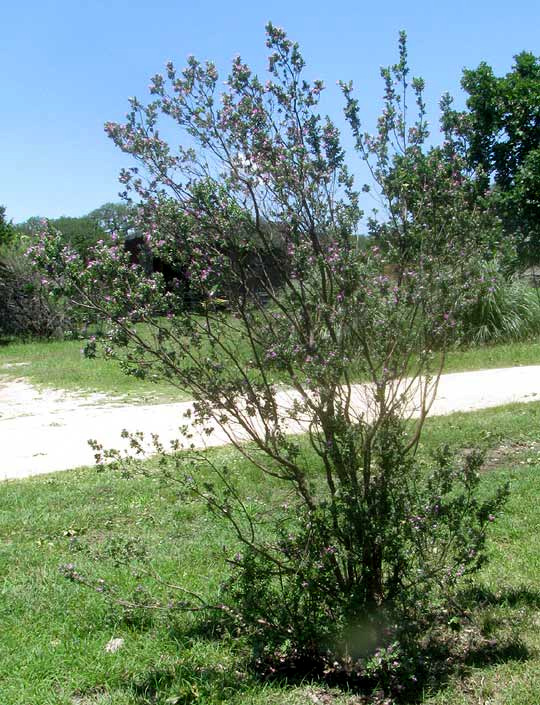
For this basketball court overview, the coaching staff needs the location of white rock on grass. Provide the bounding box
[104,637,124,653]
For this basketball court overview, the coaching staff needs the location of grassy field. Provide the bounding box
[1,336,540,402]
[444,340,540,374]
[0,338,185,402]
[1,401,540,704]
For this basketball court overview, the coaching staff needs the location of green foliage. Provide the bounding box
[0,207,72,340]
[457,260,540,345]
[0,205,16,249]
[15,202,136,260]
[47,214,108,258]
[87,201,139,239]
[219,431,507,674]
[445,51,540,263]
[0,249,69,340]
[12,215,43,244]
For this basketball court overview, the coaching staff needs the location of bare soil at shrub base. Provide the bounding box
[1,364,540,481]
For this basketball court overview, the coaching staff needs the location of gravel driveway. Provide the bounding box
[2,365,540,481]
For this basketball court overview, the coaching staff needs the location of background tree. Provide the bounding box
[87,201,138,240]
[48,215,108,258]
[13,215,43,241]
[15,204,134,260]
[445,51,540,264]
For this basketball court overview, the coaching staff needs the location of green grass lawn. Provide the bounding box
[1,401,540,704]
[0,338,185,402]
[444,340,540,374]
[1,336,540,403]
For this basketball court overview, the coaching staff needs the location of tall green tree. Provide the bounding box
[447,51,540,263]
[87,201,138,239]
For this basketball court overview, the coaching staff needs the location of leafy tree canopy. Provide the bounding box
[446,51,540,262]
[87,201,138,239]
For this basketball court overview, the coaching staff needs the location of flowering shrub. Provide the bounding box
[33,26,508,684]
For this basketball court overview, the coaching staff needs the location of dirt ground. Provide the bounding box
[1,365,540,481]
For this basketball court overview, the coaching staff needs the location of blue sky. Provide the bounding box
[2,0,539,223]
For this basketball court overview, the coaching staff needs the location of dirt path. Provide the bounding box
[2,365,540,481]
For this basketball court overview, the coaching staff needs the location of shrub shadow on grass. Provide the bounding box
[80,588,536,704]
[407,635,529,704]
[124,656,256,705]
[459,584,540,609]
[84,614,531,705]
[171,611,532,704]
[463,637,529,668]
